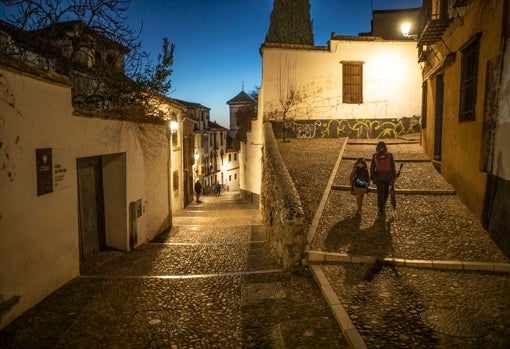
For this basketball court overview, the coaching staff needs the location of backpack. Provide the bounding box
[354,167,369,187]
[374,153,392,173]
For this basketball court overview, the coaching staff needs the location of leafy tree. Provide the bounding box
[265,0,314,45]
[1,0,174,114]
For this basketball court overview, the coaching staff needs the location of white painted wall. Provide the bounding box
[0,65,171,328]
[240,91,264,200]
[261,39,422,121]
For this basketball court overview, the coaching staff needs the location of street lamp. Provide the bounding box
[169,113,178,134]
[401,22,418,40]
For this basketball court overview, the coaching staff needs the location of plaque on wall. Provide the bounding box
[36,148,53,196]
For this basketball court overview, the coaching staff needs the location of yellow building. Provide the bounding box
[418,0,509,255]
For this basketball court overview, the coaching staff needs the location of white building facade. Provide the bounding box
[260,36,422,139]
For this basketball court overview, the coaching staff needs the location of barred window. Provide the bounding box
[341,61,363,104]
[459,34,481,122]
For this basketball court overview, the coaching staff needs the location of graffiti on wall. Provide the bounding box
[272,116,421,139]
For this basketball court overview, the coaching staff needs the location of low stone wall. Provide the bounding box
[271,116,421,139]
[261,122,306,268]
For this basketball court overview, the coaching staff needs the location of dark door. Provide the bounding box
[77,156,105,261]
[434,75,444,161]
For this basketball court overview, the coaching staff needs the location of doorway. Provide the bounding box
[434,75,444,161]
[77,156,105,261]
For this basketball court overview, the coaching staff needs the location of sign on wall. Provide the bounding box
[36,148,70,196]
[36,148,53,196]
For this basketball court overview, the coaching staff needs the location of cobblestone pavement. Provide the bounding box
[279,136,510,349]
[2,137,510,349]
[0,192,347,349]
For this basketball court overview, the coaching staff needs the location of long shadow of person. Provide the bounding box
[324,213,362,253]
[361,216,398,281]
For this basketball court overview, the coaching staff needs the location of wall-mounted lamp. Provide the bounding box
[194,153,199,162]
[169,113,178,134]
[401,22,418,40]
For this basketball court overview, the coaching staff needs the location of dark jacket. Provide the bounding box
[194,181,202,193]
[370,151,396,183]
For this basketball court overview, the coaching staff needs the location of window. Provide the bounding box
[459,34,481,122]
[234,153,237,161]
[228,154,231,162]
[341,61,364,104]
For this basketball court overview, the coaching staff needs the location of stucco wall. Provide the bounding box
[239,91,264,203]
[0,65,171,328]
[422,0,504,219]
[260,39,422,122]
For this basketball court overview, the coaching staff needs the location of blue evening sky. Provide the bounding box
[126,0,422,127]
[1,1,423,127]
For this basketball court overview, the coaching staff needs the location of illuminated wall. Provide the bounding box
[260,37,422,127]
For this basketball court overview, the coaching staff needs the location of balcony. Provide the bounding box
[417,18,451,46]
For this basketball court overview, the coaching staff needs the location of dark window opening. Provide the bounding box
[459,33,481,122]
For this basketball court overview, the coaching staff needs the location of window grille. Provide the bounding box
[459,34,481,122]
[342,61,363,104]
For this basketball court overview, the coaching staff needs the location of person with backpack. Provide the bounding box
[350,158,370,214]
[370,141,396,216]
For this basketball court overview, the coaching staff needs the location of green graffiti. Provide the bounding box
[274,116,421,139]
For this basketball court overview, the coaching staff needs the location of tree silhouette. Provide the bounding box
[1,0,174,115]
[265,0,314,45]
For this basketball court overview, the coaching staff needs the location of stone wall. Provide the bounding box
[261,122,306,268]
[271,116,421,139]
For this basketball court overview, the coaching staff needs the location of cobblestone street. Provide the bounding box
[0,192,347,349]
[279,136,510,348]
[1,136,509,348]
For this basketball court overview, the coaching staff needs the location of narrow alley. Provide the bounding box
[0,191,346,348]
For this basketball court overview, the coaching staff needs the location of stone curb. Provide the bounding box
[307,138,348,244]
[331,185,456,195]
[342,156,429,162]
[309,265,368,349]
[307,250,510,273]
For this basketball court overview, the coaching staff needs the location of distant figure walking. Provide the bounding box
[214,182,221,197]
[370,141,396,216]
[194,179,202,203]
[350,158,370,214]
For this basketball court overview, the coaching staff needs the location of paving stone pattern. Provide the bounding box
[2,137,510,349]
[281,137,510,348]
[0,192,348,349]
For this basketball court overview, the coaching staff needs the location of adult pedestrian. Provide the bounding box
[194,179,202,203]
[214,182,221,197]
[370,141,396,216]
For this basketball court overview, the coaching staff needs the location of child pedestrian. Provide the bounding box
[350,158,370,214]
